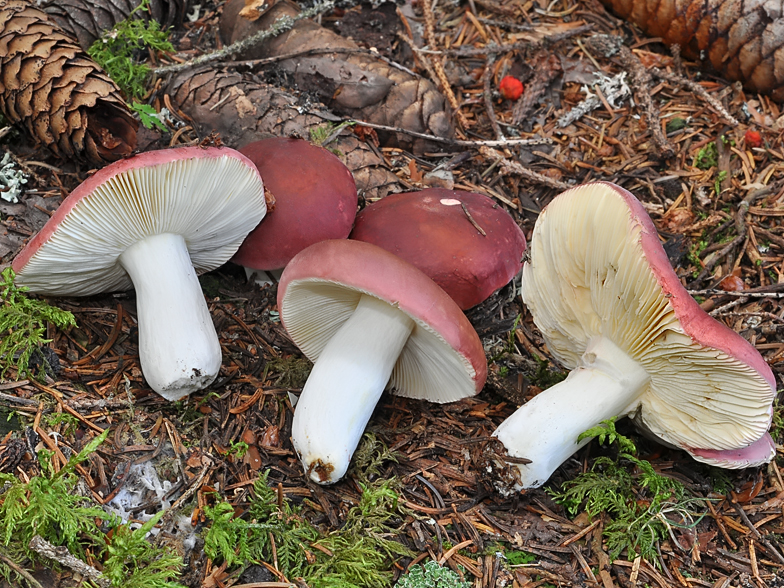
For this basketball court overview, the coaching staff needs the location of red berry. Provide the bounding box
[499,76,524,101]
[744,129,763,148]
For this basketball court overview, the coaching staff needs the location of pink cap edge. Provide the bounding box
[278,239,488,393]
[686,432,776,468]
[599,182,776,391]
[12,146,262,273]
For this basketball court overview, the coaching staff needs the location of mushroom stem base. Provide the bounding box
[119,232,221,401]
[493,336,649,490]
[292,294,414,484]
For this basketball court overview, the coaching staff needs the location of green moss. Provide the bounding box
[0,268,76,379]
[268,357,313,389]
[665,118,686,133]
[203,438,412,587]
[693,143,718,170]
[548,420,706,563]
[87,0,174,102]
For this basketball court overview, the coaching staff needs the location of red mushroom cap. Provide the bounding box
[278,239,487,401]
[231,137,358,270]
[350,189,526,309]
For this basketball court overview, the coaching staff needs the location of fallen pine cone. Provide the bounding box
[220,0,453,154]
[599,0,784,100]
[0,0,137,163]
[163,66,404,200]
[41,0,186,51]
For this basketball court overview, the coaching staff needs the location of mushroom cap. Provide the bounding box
[688,432,776,469]
[231,137,358,271]
[350,189,526,309]
[278,239,487,402]
[523,182,775,453]
[12,146,266,296]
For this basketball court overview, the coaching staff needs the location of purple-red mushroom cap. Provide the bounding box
[493,182,776,489]
[232,137,358,271]
[12,146,267,401]
[350,188,526,309]
[278,239,487,483]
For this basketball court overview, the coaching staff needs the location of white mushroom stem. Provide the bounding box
[493,336,650,489]
[292,294,415,484]
[119,232,222,401]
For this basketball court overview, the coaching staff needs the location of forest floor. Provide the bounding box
[2,0,784,586]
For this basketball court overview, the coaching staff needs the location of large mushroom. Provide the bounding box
[231,137,358,282]
[278,239,487,484]
[12,146,267,401]
[350,189,526,309]
[493,182,776,489]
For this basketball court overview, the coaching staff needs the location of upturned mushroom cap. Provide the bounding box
[13,146,266,294]
[350,189,526,309]
[232,137,358,271]
[523,182,775,454]
[278,239,487,401]
[12,146,266,400]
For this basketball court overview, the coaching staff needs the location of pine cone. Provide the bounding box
[164,66,404,200]
[599,0,784,100]
[221,0,454,154]
[0,0,137,163]
[42,0,186,51]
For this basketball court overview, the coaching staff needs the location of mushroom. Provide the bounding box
[350,189,526,309]
[278,239,487,483]
[12,146,267,401]
[231,137,358,283]
[493,182,776,489]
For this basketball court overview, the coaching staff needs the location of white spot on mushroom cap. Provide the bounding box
[439,198,462,206]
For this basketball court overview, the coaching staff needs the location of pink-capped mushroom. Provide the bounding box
[350,189,526,309]
[13,146,267,401]
[232,137,358,282]
[278,239,487,484]
[493,182,776,490]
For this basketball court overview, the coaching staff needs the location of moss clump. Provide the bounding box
[0,268,76,379]
[87,0,173,101]
[268,356,312,389]
[203,438,412,587]
[395,561,470,588]
[548,419,705,563]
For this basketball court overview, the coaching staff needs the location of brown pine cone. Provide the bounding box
[42,0,186,51]
[164,66,405,200]
[0,0,137,163]
[599,0,784,100]
[221,0,454,154]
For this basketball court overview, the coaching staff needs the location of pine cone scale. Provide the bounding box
[0,0,136,163]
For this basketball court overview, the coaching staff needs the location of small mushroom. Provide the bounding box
[231,137,358,282]
[279,239,487,484]
[12,147,267,401]
[350,189,526,309]
[493,182,776,490]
